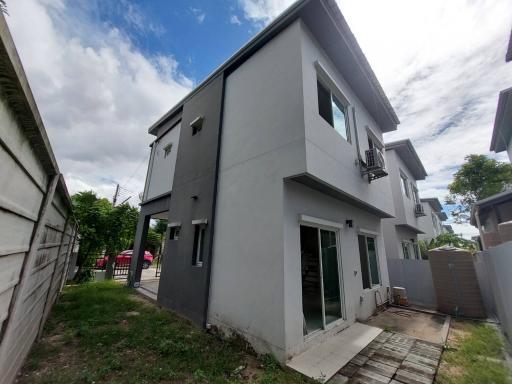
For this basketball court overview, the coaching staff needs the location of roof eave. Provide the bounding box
[385,139,428,180]
[149,0,399,135]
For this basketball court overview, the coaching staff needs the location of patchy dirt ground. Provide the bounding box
[364,307,446,344]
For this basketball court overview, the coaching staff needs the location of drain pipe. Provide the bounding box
[351,107,363,169]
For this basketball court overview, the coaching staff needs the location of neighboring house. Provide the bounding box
[0,14,78,384]
[129,0,400,362]
[471,190,512,250]
[490,30,512,161]
[418,198,449,242]
[382,140,428,260]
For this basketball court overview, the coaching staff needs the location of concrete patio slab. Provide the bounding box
[363,307,446,344]
[287,323,382,382]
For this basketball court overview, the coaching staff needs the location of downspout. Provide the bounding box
[351,107,364,171]
[203,73,227,328]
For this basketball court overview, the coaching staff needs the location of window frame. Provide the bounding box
[401,241,412,260]
[315,63,352,143]
[358,233,381,290]
[412,185,420,204]
[298,216,346,333]
[400,172,410,198]
[192,221,207,267]
[163,143,173,158]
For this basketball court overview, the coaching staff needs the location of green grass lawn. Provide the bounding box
[19,281,313,384]
[436,320,511,384]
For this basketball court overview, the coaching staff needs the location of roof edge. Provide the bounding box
[385,139,428,180]
[148,0,311,135]
[490,87,512,152]
[148,0,399,135]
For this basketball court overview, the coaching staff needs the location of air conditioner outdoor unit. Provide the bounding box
[414,203,426,217]
[362,148,387,181]
[365,147,385,170]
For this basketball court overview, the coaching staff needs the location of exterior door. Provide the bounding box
[301,225,344,336]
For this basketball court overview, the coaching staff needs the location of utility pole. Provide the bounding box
[112,184,119,207]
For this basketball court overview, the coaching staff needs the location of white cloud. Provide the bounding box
[230,15,242,25]
[237,0,292,25]
[190,7,206,24]
[121,0,166,36]
[6,0,192,202]
[237,0,512,238]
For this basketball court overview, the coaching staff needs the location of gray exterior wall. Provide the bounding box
[387,259,437,308]
[157,74,224,326]
[0,13,77,384]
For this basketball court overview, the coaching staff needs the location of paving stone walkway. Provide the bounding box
[332,331,443,384]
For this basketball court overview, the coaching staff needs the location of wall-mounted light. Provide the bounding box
[346,220,353,228]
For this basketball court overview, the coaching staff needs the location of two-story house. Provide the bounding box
[382,140,428,260]
[474,30,512,249]
[129,0,400,363]
[418,198,449,242]
[490,29,512,161]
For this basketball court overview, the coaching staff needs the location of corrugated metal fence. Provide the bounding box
[0,13,78,384]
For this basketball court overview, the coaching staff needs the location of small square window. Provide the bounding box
[163,143,172,158]
[169,226,180,240]
[190,116,204,136]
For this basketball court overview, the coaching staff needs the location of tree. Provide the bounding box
[72,191,140,281]
[104,203,139,279]
[419,233,477,258]
[446,154,512,223]
[71,191,111,281]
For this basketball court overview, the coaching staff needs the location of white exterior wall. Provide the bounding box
[208,21,306,361]
[300,23,394,217]
[418,202,443,242]
[143,122,181,201]
[209,20,392,362]
[385,150,420,230]
[283,181,389,358]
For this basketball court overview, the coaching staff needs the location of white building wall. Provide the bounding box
[283,181,389,358]
[143,122,181,201]
[208,21,306,361]
[299,23,394,217]
[418,202,443,242]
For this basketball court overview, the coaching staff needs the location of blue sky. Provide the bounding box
[80,0,256,84]
[5,0,512,237]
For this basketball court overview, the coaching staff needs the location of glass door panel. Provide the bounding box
[366,237,380,286]
[320,229,342,325]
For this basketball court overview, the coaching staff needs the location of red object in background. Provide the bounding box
[95,250,154,269]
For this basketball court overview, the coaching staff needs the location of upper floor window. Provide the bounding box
[190,116,204,136]
[400,173,410,198]
[317,79,350,142]
[367,128,383,151]
[412,185,420,204]
[163,143,172,158]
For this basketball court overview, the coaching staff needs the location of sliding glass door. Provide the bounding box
[301,225,344,336]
